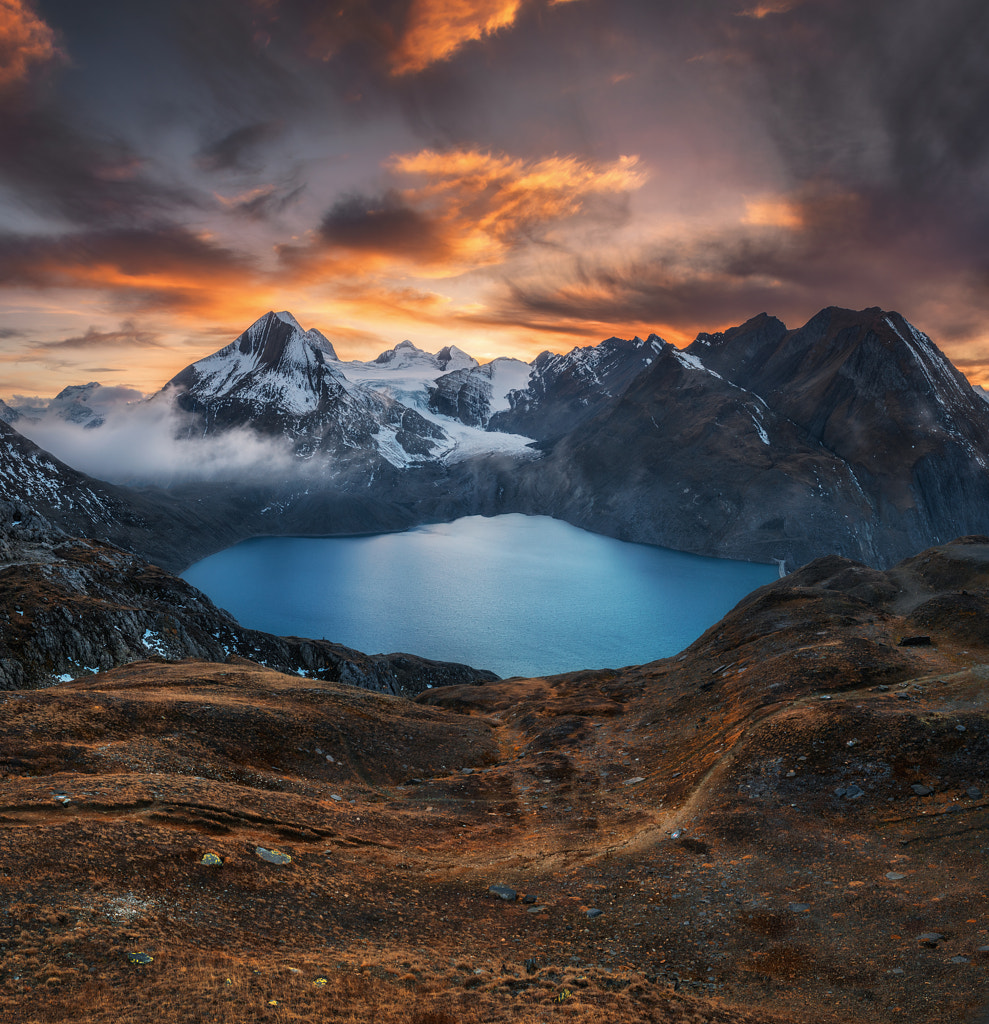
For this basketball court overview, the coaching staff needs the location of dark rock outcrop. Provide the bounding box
[0,525,498,694]
[429,364,494,427]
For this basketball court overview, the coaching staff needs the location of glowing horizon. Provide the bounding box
[2,1,988,399]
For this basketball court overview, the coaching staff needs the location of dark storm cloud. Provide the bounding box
[717,0,989,279]
[318,191,449,259]
[731,0,989,188]
[4,0,989,374]
[196,121,284,173]
[0,116,200,227]
[0,4,198,225]
[0,225,248,283]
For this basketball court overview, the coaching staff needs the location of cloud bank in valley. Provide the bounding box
[16,391,303,487]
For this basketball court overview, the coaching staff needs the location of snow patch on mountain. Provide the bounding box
[487,358,533,414]
[672,347,723,381]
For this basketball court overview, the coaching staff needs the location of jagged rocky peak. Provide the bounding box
[234,310,338,366]
[435,345,476,372]
[373,339,477,372]
[487,332,662,440]
[165,310,348,417]
[163,312,451,462]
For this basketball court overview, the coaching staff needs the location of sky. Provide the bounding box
[1,0,988,399]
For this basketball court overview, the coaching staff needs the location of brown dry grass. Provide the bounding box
[1,949,781,1024]
[5,541,989,1024]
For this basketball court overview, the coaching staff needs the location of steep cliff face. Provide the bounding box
[685,307,989,560]
[507,343,878,567]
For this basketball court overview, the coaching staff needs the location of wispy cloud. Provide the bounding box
[390,0,525,75]
[736,1,801,18]
[34,321,163,352]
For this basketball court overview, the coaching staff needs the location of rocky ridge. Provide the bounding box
[0,510,497,695]
[8,305,989,572]
[487,334,660,440]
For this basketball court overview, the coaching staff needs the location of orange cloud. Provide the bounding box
[390,0,523,75]
[0,0,60,91]
[387,147,646,268]
[0,227,284,332]
[389,0,583,75]
[742,195,805,229]
[737,1,801,17]
[284,147,646,287]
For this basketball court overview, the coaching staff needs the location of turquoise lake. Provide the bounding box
[181,514,777,679]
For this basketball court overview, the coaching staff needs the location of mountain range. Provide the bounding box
[11,303,989,572]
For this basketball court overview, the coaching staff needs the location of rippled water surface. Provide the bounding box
[182,514,777,678]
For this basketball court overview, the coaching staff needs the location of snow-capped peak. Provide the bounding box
[435,345,477,372]
[371,340,478,373]
[274,310,303,331]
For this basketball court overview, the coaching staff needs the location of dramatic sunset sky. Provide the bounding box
[1,0,988,398]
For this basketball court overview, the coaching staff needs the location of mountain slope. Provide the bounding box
[687,306,989,555]
[510,307,989,568]
[165,311,449,463]
[3,536,989,1023]
[0,418,140,536]
[487,335,661,439]
[510,342,876,566]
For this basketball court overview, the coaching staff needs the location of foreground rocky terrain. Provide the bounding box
[1,536,988,1022]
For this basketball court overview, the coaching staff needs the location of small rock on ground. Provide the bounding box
[256,847,292,865]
